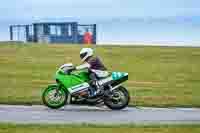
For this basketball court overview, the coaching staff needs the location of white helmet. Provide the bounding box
[80,48,93,62]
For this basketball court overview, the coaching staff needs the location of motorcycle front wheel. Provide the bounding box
[104,86,130,110]
[42,85,67,109]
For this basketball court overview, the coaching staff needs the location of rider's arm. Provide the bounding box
[76,62,91,70]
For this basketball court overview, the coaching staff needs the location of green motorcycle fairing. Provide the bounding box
[55,70,90,93]
[55,69,128,93]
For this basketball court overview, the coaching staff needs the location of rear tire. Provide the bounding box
[104,86,130,110]
[42,85,67,109]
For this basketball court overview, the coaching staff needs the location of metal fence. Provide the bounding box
[10,22,96,44]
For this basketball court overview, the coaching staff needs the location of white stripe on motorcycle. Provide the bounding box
[69,82,90,94]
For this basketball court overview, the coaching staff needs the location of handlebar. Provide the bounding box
[59,66,76,75]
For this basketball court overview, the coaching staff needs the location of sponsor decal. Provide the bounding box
[71,84,84,89]
[69,83,90,94]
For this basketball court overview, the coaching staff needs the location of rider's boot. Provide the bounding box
[89,80,104,97]
[95,81,104,95]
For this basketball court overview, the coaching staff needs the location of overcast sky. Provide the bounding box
[0,0,199,21]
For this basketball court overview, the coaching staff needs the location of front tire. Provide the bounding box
[104,86,130,110]
[42,85,67,109]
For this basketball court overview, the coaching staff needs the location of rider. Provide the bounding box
[75,48,109,96]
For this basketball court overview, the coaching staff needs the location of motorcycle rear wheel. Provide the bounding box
[104,86,130,110]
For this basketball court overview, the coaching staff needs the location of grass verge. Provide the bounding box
[1,123,200,133]
[0,43,200,107]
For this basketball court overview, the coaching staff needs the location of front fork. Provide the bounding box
[55,83,71,104]
[54,83,62,97]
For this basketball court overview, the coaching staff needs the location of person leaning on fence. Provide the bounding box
[83,28,92,44]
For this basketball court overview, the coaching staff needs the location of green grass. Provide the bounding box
[0,43,200,107]
[1,123,200,133]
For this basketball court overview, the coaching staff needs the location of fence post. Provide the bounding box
[10,26,13,41]
[25,25,29,42]
[72,22,78,44]
[33,24,38,42]
[93,24,97,44]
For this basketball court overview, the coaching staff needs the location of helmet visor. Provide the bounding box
[80,52,87,60]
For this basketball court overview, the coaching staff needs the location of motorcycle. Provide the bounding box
[42,63,130,110]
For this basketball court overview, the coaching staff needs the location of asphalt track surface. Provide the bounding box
[0,105,200,124]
